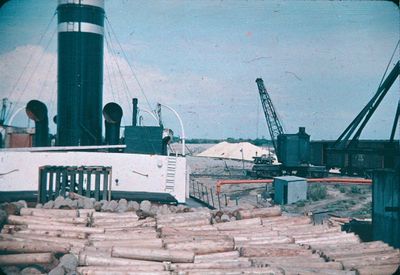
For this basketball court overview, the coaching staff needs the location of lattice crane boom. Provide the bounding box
[256,78,284,151]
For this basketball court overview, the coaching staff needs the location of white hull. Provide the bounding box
[0,150,189,203]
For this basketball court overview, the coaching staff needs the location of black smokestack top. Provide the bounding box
[56,0,105,146]
[132,98,138,126]
[26,100,49,147]
[103,102,123,145]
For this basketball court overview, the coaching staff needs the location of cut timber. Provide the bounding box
[336,250,400,262]
[156,218,211,229]
[100,219,156,230]
[279,225,339,235]
[236,206,281,220]
[163,235,232,245]
[340,256,400,268]
[160,226,217,236]
[165,239,235,255]
[177,267,285,275]
[78,254,166,267]
[290,229,347,239]
[170,259,252,270]
[2,234,88,251]
[250,255,324,264]
[194,251,240,263]
[295,234,360,245]
[278,266,356,275]
[112,247,195,263]
[89,232,158,241]
[77,265,166,273]
[11,232,88,246]
[78,272,170,275]
[309,241,389,251]
[0,240,70,253]
[92,212,138,219]
[323,246,396,260]
[355,264,400,275]
[81,247,112,258]
[20,208,78,217]
[262,216,311,226]
[92,219,142,226]
[234,236,294,246]
[157,211,211,223]
[94,220,155,228]
[294,232,356,241]
[91,238,163,248]
[262,261,344,270]
[16,229,87,239]
[234,235,292,242]
[27,224,105,234]
[225,231,279,239]
[240,245,313,257]
[214,218,262,230]
[0,252,54,266]
[7,215,86,226]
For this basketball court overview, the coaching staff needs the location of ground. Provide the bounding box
[184,144,372,219]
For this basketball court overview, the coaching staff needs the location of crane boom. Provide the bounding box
[256,78,284,151]
[332,60,399,149]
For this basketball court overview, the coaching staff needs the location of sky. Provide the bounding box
[0,0,399,140]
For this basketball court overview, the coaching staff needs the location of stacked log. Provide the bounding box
[229,215,356,275]
[0,204,399,275]
[0,208,88,271]
[311,241,400,275]
[236,206,282,219]
[159,211,235,258]
[76,211,171,274]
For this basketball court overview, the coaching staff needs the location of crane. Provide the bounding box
[255,78,284,151]
[250,78,326,178]
[332,61,399,150]
[328,60,400,174]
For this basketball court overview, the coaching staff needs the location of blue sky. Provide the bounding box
[0,0,399,140]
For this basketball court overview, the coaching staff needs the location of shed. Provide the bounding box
[273,176,307,204]
[372,169,399,248]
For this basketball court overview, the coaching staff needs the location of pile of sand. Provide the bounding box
[197,142,272,161]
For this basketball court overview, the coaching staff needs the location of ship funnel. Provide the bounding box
[103,102,123,145]
[57,0,105,146]
[26,100,49,147]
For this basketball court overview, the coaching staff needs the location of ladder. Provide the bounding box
[165,156,177,193]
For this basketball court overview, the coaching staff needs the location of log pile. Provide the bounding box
[310,241,400,275]
[0,204,399,275]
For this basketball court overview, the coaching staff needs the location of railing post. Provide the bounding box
[38,166,47,203]
[78,168,84,195]
[86,168,92,198]
[60,167,67,197]
[48,167,54,200]
[102,168,109,200]
[94,168,101,201]
[205,186,210,205]
[55,168,61,197]
[210,188,215,209]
